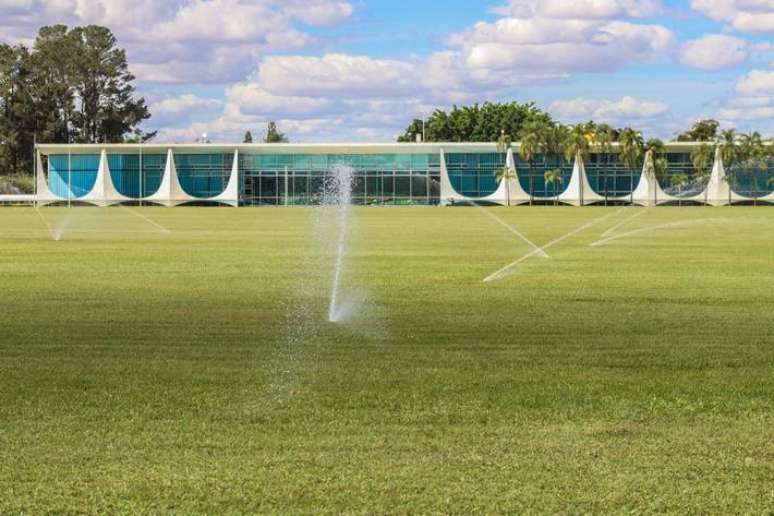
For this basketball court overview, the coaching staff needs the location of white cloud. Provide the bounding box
[449,9,674,79]
[256,54,418,99]
[491,0,663,19]
[152,94,223,118]
[226,82,337,116]
[736,69,774,95]
[550,96,669,120]
[679,34,749,70]
[690,0,774,34]
[713,69,774,133]
[148,0,676,141]
[0,0,355,83]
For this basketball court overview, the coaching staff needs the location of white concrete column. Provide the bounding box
[208,148,240,206]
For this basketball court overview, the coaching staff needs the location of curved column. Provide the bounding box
[144,149,196,207]
[207,148,239,206]
[80,149,131,206]
[628,150,679,207]
[504,148,531,205]
[689,147,751,206]
[558,151,604,206]
[35,150,61,206]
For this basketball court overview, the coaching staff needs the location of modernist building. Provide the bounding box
[31,142,774,207]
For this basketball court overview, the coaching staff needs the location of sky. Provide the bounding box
[0,0,772,142]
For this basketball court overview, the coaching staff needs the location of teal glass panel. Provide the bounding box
[659,152,704,197]
[48,154,100,198]
[108,154,166,198]
[514,153,575,198]
[445,153,504,197]
[174,153,233,198]
[729,158,774,197]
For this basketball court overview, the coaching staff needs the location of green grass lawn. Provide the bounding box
[1,205,773,513]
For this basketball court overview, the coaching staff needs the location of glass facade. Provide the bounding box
[108,154,166,198]
[728,157,774,198]
[43,146,770,205]
[174,153,234,198]
[240,153,441,206]
[445,153,504,198]
[514,154,574,198]
[48,154,100,198]
[585,153,640,199]
[658,152,705,198]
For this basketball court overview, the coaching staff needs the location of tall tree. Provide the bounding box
[518,121,543,204]
[264,121,288,143]
[592,123,614,205]
[243,130,253,144]
[544,169,563,206]
[495,130,513,204]
[397,102,553,143]
[494,165,516,207]
[738,131,766,203]
[619,127,644,204]
[68,26,152,143]
[645,138,667,203]
[0,44,34,176]
[717,129,739,204]
[676,119,719,142]
[0,24,154,176]
[691,143,714,205]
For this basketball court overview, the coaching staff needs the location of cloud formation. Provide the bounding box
[690,0,774,34]
[679,34,750,70]
[550,96,669,120]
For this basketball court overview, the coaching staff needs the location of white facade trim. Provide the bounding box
[207,148,239,206]
[35,149,60,206]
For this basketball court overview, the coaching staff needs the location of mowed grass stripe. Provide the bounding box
[0,206,772,513]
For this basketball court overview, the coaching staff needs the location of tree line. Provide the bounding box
[398,103,772,204]
[0,25,152,176]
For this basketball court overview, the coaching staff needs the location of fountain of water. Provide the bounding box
[322,164,355,323]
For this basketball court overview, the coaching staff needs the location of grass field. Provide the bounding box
[1,205,773,513]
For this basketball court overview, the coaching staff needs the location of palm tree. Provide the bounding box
[645,138,666,204]
[544,169,563,206]
[495,129,514,205]
[496,129,512,153]
[519,122,543,205]
[671,173,689,206]
[494,165,517,207]
[738,131,765,204]
[562,125,590,164]
[561,125,590,205]
[691,143,714,205]
[717,129,739,205]
[619,128,644,205]
[593,124,614,205]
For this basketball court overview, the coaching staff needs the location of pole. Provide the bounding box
[284,165,288,206]
[68,144,72,209]
[33,136,37,209]
[139,144,143,207]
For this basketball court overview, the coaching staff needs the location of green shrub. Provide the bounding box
[0,174,34,194]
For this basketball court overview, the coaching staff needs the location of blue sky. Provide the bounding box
[1,0,772,141]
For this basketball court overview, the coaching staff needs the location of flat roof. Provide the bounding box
[35,141,711,155]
